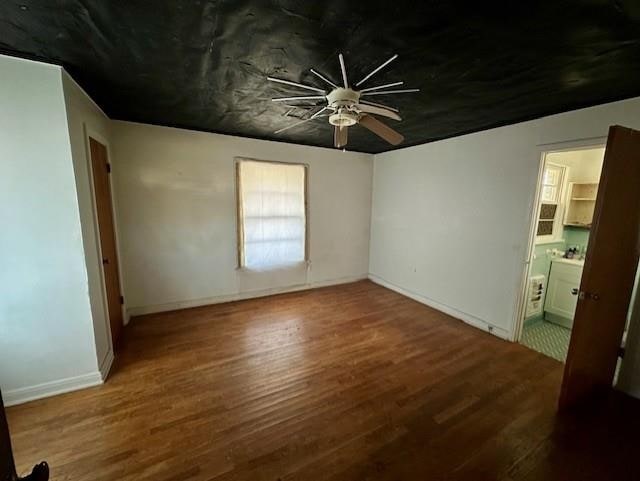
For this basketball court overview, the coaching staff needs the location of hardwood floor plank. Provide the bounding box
[6,280,639,480]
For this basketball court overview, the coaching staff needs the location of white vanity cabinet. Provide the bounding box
[544,258,584,328]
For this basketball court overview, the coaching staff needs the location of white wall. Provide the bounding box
[110,121,373,314]
[369,97,640,339]
[0,55,101,404]
[62,72,115,376]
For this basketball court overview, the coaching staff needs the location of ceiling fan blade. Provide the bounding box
[267,77,325,94]
[275,107,329,134]
[357,103,401,121]
[334,125,348,148]
[359,99,399,112]
[359,114,404,145]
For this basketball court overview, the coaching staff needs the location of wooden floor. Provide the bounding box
[7,281,640,480]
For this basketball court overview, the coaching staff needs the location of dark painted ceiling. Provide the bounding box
[1,1,640,153]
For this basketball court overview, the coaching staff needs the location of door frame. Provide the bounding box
[512,136,607,343]
[84,126,128,353]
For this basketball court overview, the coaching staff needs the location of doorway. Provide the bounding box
[89,137,124,348]
[514,126,640,409]
[518,145,606,362]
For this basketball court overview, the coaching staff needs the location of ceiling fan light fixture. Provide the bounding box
[329,110,358,127]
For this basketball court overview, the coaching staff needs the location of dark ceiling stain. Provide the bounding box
[1,1,639,153]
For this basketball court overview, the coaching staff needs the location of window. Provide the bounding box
[537,163,566,239]
[236,159,307,269]
[541,164,563,203]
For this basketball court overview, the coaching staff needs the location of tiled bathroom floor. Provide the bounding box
[521,320,571,362]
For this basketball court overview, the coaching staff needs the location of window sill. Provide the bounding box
[236,260,310,272]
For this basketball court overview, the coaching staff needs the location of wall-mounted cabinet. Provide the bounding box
[563,182,598,228]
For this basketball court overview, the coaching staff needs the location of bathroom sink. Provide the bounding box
[552,257,585,266]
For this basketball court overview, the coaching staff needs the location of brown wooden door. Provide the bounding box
[559,126,640,409]
[89,137,123,348]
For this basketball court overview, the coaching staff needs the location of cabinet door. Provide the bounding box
[545,263,583,319]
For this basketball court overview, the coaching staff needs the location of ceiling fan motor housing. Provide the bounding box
[327,88,360,126]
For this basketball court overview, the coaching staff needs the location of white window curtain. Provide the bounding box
[238,160,306,270]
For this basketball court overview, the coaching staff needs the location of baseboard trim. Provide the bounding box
[368,274,511,340]
[3,371,103,407]
[127,275,369,317]
[99,349,114,380]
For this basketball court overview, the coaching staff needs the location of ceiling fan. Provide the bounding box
[267,53,419,148]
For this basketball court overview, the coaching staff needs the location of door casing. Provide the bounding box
[512,137,606,343]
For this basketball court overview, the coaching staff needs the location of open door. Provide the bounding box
[89,137,124,349]
[559,126,640,409]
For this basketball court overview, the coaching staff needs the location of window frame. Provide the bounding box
[540,163,564,203]
[536,161,568,244]
[234,157,309,269]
